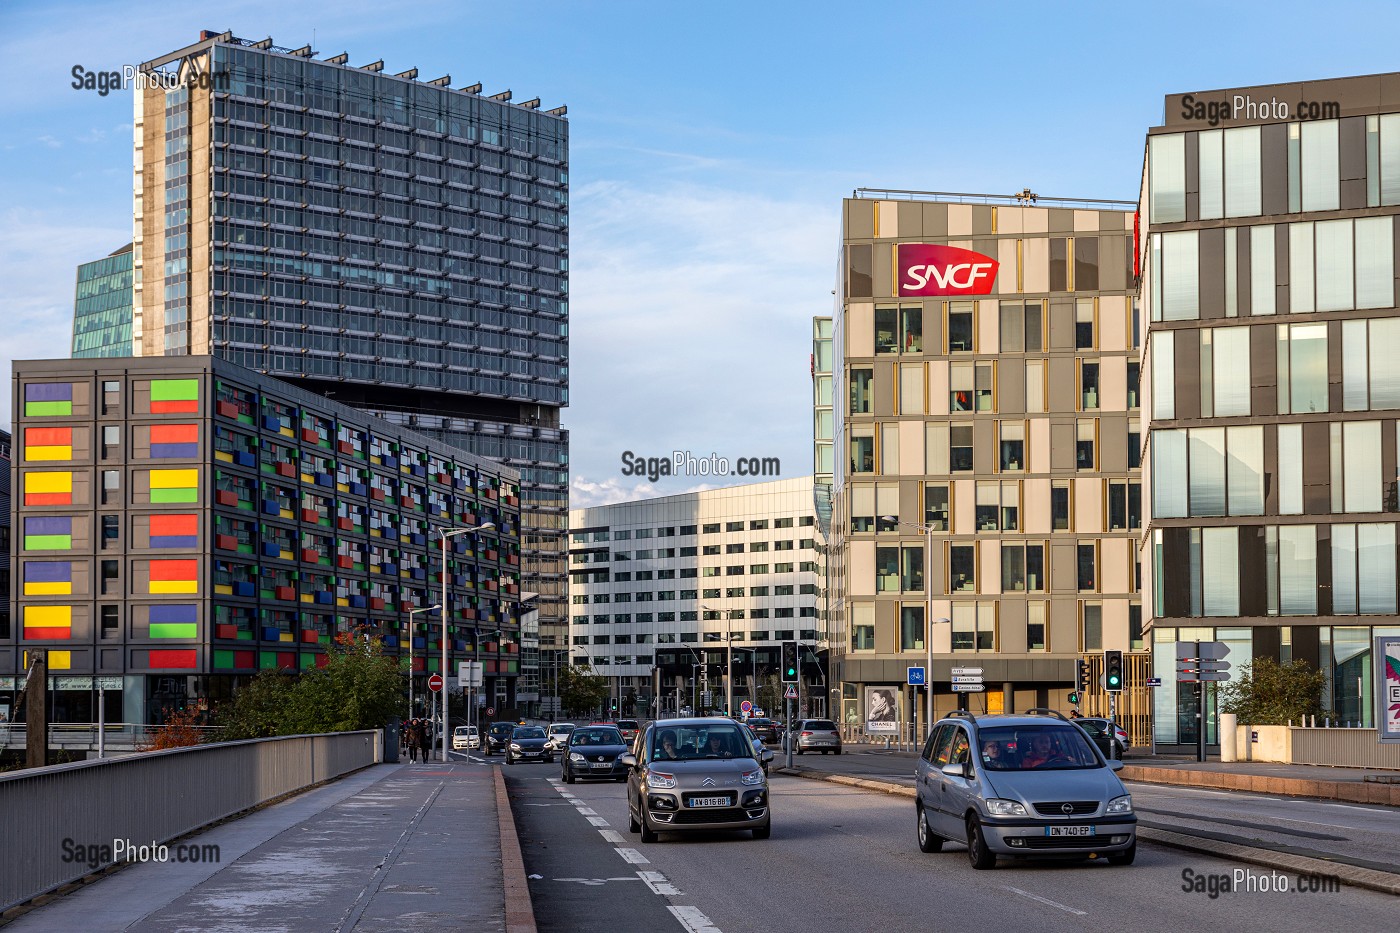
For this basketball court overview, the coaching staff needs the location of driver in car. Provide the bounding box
[1021,733,1062,768]
[702,733,731,758]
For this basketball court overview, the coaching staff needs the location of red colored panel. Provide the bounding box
[275,585,295,600]
[217,401,239,418]
[25,492,72,505]
[337,517,353,530]
[150,559,198,581]
[301,629,319,642]
[338,441,354,454]
[314,653,330,668]
[151,513,199,536]
[337,555,353,568]
[23,627,71,640]
[27,427,73,447]
[277,652,296,669]
[215,624,237,639]
[151,423,199,444]
[149,649,198,669]
[302,429,319,443]
[216,534,237,550]
[151,399,198,413]
[216,490,238,506]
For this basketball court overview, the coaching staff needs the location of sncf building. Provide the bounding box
[830,190,1144,738]
[1140,73,1400,745]
[4,357,522,725]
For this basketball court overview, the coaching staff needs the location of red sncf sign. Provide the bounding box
[896,244,999,297]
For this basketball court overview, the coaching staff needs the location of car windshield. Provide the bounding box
[616,720,639,730]
[976,725,1102,771]
[512,727,546,739]
[570,728,623,746]
[549,725,574,734]
[1076,720,1110,738]
[804,721,838,731]
[650,725,751,760]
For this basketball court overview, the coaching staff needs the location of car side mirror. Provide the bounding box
[1107,759,1124,772]
[762,749,774,763]
[941,762,970,779]
[619,753,638,769]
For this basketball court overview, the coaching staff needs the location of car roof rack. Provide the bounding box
[1024,707,1072,723]
[946,709,976,721]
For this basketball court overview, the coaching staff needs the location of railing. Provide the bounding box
[1291,727,1400,769]
[0,731,380,912]
[0,722,226,751]
[851,187,1137,210]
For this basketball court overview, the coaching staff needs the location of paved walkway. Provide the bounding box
[5,761,516,932]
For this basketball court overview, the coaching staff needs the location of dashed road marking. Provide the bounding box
[588,816,610,827]
[639,870,682,896]
[669,905,722,933]
[1001,885,1087,916]
[574,806,598,816]
[553,876,641,886]
[614,847,650,865]
[598,830,624,844]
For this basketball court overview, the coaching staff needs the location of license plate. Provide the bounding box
[1046,826,1096,837]
[690,796,730,808]
[591,762,612,769]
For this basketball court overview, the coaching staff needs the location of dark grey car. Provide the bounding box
[562,725,629,783]
[505,725,552,765]
[622,717,773,842]
[914,710,1136,869]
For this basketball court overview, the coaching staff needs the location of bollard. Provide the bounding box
[1220,712,1237,762]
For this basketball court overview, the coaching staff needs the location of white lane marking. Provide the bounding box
[575,806,598,816]
[553,877,641,886]
[1001,885,1087,917]
[639,870,682,896]
[614,847,651,864]
[599,830,625,844]
[1323,802,1400,814]
[668,905,722,933]
[588,816,610,827]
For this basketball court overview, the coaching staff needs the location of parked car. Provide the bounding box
[1073,718,1129,760]
[484,721,517,756]
[914,709,1137,869]
[623,717,774,842]
[742,724,769,775]
[562,725,630,783]
[791,719,842,755]
[506,725,553,765]
[545,722,576,752]
[615,719,641,744]
[452,725,480,751]
[746,718,781,743]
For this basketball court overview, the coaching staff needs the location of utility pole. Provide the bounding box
[25,653,49,769]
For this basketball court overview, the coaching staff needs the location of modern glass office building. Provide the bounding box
[4,356,522,724]
[830,190,1145,738]
[1140,73,1400,743]
[72,244,134,358]
[568,478,828,719]
[129,32,569,713]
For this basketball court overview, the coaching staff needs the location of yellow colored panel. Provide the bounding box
[48,650,73,670]
[150,580,199,594]
[151,469,198,488]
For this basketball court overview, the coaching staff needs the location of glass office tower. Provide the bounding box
[131,32,569,712]
[72,244,134,358]
[1141,73,1400,745]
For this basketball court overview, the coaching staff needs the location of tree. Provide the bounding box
[559,663,610,717]
[1218,658,1326,725]
[214,671,297,740]
[142,706,208,751]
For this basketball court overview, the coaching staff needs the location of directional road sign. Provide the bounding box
[907,666,926,686]
[428,673,444,693]
[951,675,984,684]
[950,667,983,675]
[952,684,986,692]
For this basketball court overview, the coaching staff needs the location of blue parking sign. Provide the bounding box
[908,666,926,686]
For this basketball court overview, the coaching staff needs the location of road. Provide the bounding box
[790,747,1400,873]
[503,759,1398,933]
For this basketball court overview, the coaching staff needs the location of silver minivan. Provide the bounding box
[914,709,1136,869]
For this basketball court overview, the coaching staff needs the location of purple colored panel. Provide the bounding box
[25,516,72,535]
[151,442,200,459]
[26,383,73,401]
[24,562,72,582]
[150,604,198,624]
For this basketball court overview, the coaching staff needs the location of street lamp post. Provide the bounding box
[439,522,495,762]
[702,606,740,717]
[406,604,442,718]
[886,517,952,741]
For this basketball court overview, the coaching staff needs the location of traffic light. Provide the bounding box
[1076,658,1090,694]
[781,641,799,683]
[1067,692,1081,706]
[1103,650,1124,692]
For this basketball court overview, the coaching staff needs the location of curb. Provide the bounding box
[1119,765,1400,807]
[493,766,538,933]
[783,767,1400,897]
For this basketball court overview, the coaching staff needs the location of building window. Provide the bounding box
[950,423,973,472]
[1277,322,1329,415]
[1080,360,1099,410]
[875,306,898,354]
[948,302,974,352]
[1150,133,1186,223]
[951,602,994,651]
[1027,601,1047,651]
[101,605,119,640]
[901,546,924,592]
[1082,603,1102,651]
[902,306,923,352]
[1075,299,1095,349]
[924,484,949,531]
[876,547,900,593]
[851,432,875,474]
[1076,420,1095,471]
[1000,300,1043,352]
[850,368,873,414]
[1343,318,1400,410]
[1025,359,1046,412]
[1000,422,1024,471]
[1128,603,1143,651]
[851,605,875,651]
[1331,523,1398,615]
[949,545,975,592]
[1077,544,1096,592]
[101,559,118,595]
[102,425,120,459]
[1151,330,1175,420]
[101,514,119,549]
[1330,421,1382,513]
[1108,481,1143,531]
[1265,525,1318,616]
[1051,481,1071,531]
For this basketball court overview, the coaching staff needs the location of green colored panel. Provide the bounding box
[213,649,235,669]
[259,651,278,669]
[151,488,199,503]
[151,623,198,639]
[299,653,315,670]
[236,632,254,641]
[151,379,199,401]
[25,401,72,416]
[24,534,72,550]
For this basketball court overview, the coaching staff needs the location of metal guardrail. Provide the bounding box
[1290,727,1400,769]
[0,731,380,912]
[0,723,226,751]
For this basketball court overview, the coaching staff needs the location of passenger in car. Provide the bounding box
[655,731,681,760]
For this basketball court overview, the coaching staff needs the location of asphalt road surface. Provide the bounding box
[504,759,1398,933]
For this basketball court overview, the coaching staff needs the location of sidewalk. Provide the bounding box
[2,759,535,932]
[1120,757,1400,805]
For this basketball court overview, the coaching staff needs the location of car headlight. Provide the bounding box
[1106,794,1133,814]
[985,798,1028,816]
[509,743,521,751]
[648,769,677,789]
[740,769,764,786]
[569,752,585,762]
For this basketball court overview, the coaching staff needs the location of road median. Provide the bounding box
[494,765,538,933]
[1119,764,1400,806]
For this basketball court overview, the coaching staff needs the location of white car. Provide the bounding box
[452,726,480,750]
[545,722,576,751]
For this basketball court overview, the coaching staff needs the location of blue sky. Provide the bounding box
[2,0,1398,505]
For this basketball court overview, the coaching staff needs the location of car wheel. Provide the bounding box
[563,768,575,784]
[545,755,553,764]
[917,805,943,853]
[628,802,641,833]
[822,750,830,755]
[506,754,515,766]
[1108,842,1137,866]
[752,822,771,840]
[835,748,842,755]
[796,748,804,755]
[639,809,658,844]
[616,776,627,783]
[966,818,996,870]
